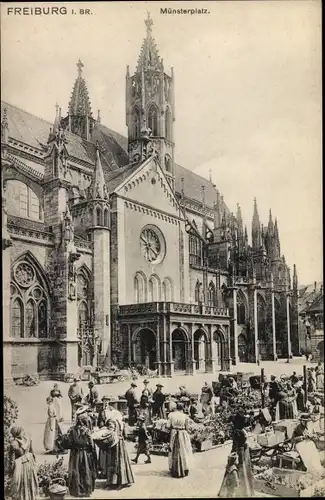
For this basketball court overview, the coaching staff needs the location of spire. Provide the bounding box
[274,217,280,257]
[293,263,298,289]
[236,203,243,236]
[53,103,60,134]
[97,110,101,123]
[268,209,274,234]
[252,197,261,249]
[136,13,162,73]
[89,142,108,200]
[68,59,92,117]
[214,190,221,229]
[1,107,9,144]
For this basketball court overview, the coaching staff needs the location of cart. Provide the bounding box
[250,437,295,465]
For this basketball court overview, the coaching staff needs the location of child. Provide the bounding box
[132,415,152,464]
[218,453,240,498]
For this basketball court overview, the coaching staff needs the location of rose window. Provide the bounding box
[140,226,166,264]
[14,263,35,287]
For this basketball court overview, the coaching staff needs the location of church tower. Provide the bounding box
[61,59,95,140]
[126,13,175,189]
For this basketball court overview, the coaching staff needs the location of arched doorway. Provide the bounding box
[213,329,225,370]
[133,329,157,370]
[172,328,188,372]
[238,333,248,362]
[193,329,208,371]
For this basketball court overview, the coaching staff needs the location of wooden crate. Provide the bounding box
[254,478,315,497]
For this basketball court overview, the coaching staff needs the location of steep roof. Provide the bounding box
[1,101,128,170]
[299,282,323,314]
[1,100,226,212]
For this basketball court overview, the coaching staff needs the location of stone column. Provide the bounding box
[127,324,132,365]
[155,319,162,375]
[211,328,218,373]
[254,288,259,363]
[233,287,238,365]
[286,292,292,361]
[271,289,277,361]
[187,323,196,375]
[205,325,213,373]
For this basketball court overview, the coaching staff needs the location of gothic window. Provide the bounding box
[189,234,203,266]
[148,275,160,302]
[165,107,172,140]
[132,108,141,139]
[148,105,158,136]
[162,278,173,302]
[237,294,247,325]
[78,301,88,332]
[165,155,172,173]
[104,209,109,227]
[77,268,91,334]
[134,272,147,303]
[96,207,102,226]
[6,180,42,221]
[10,256,50,338]
[257,294,267,340]
[208,281,216,307]
[11,297,23,338]
[195,280,202,303]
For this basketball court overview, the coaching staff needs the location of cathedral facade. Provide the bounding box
[1,15,299,381]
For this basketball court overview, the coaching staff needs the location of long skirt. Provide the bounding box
[52,397,63,421]
[105,438,134,487]
[68,449,97,497]
[168,429,193,478]
[11,453,39,500]
[43,417,61,452]
[236,445,254,497]
[275,400,295,421]
[128,407,138,426]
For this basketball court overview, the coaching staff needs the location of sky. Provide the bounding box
[1,1,322,286]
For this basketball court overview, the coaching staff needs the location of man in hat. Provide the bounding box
[85,381,100,410]
[132,415,152,464]
[125,382,139,426]
[152,383,166,419]
[68,377,84,421]
[140,379,152,409]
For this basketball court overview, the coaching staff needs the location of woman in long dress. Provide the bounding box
[101,409,135,489]
[43,396,62,454]
[230,413,254,497]
[308,368,317,393]
[275,385,296,421]
[50,383,63,422]
[59,411,97,497]
[166,402,193,478]
[218,452,240,498]
[9,426,39,500]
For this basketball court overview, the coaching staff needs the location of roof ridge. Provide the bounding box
[1,100,52,127]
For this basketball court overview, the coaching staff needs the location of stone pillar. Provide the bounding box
[211,328,218,373]
[286,292,292,360]
[127,324,132,365]
[165,321,174,377]
[254,288,259,363]
[205,325,213,373]
[3,242,12,383]
[271,289,277,361]
[187,324,196,375]
[155,320,162,375]
[92,228,111,365]
[233,287,238,365]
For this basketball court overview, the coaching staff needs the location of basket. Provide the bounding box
[48,478,67,500]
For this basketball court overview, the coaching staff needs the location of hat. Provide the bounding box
[138,415,146,422]
[76,406,88,417]
[156,383,164,388]
[143,379,150,384]
[131,382,137,387]
[102,395,111,401]
[88,381,94,386]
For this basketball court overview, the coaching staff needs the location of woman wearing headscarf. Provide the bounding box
[9,426,39,500]
[166,401,193,478]
[58,410,97,497]
[230,412,254,497]
[100,404,134,490]
[50,383,63,422]
[295,382,306,412]
[43,396,62,454]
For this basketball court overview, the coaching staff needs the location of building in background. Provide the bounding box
[299,282,324,361]
[1,15,299,381]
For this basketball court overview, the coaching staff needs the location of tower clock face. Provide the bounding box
[140,225,166,264]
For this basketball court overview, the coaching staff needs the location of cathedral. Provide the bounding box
[1,15,299,381]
